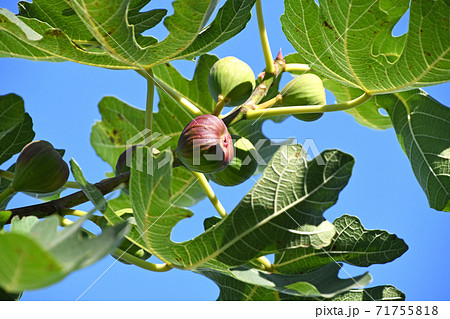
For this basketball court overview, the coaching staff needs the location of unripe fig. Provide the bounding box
[177,115,234,173]
[12,140,69,193]
[207,136,258,186]
[278,74,326,122]
[208,57,255,106]
[111,237,152,265]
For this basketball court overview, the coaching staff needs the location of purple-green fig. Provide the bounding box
[278,74,326,121]
[115,145,140,195]
[208,57,255,106]
[12,140,69,193]
[207,136,257,186]
[176,115,234,173]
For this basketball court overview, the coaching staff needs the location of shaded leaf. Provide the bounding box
[0,214,128,292]
[130,144,354,269]
[197,260,375,300]
[0,286,22,301]
[383,89,450,211]
[281,0,449,94]
[274,215,408,274]
[0,94,35,165]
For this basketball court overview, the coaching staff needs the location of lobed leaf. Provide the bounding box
[274,215,408,274]
[1,0,256,69]
[281,0,450,94]
[382,89,450,211]
[130,144,354,269]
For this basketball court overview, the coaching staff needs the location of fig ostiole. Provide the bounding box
[207,136,258,187]
[208,57,255,106]
[277,73,326,122]
[176,115,234,174]
[12,140,69,194]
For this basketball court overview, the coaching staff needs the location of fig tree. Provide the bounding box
[176,114,234,173]
[278,74,326,121]
[12,140,69,193]
[207,136,258,186]
[208,57,255,106]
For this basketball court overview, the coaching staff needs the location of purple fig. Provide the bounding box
[12,140,69,193]
[176,115,234,173]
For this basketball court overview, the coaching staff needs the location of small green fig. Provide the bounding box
[177,115,234,174]
[208,57,255,106]
[278,74,326,121]
[12,140,69,193]
[207,136,258,186]
[111,237,152,265]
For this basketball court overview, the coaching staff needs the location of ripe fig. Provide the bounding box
[208,57,255,106]
[278,74,326,121]
[207,136,258,186]
[12,140,69,193]
[177,115,234,173]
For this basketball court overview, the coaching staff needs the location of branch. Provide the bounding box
[6,171,130,223]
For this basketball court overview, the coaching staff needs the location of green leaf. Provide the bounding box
[0,94,35,165]
[382,89,450,211]
[281,0,450,94]
[197,261,373,300]
[0,214,128,292]
[274,215,408,274]
[1,0,255,69]
[102,193,150,255]
[173,0,257,61]
[0,210,11,229]
[130,144,354,269]
[70,159,107,212]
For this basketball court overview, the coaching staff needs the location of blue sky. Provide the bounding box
[1,1,449,300]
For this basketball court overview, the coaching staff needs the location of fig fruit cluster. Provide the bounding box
[12,140,69,194]
[208,56,255,106]
[177,114,234,174]
[277,73,326,121]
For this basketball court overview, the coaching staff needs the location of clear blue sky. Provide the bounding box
[1,1,449,300]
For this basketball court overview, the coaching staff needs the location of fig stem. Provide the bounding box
[64,181,82,189]
[245,92,373,120]
[0,185,15,206]
[191,171,227,218]
[137,70,203,117]
[284,63,312,73]
[255,95,282,110]
[256,0,275,74]
[256,256,275,272]
[212,97,226,116]
[61,208,88,217]
[61,218,172,272]
[144,68,155,147]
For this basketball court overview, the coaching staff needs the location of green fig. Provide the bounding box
[111,237,152,265]
[278,74,326,121]
[207,136,258,186]
[177,115,234,174]
[12,140,69,193]
[208,57,255,106]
